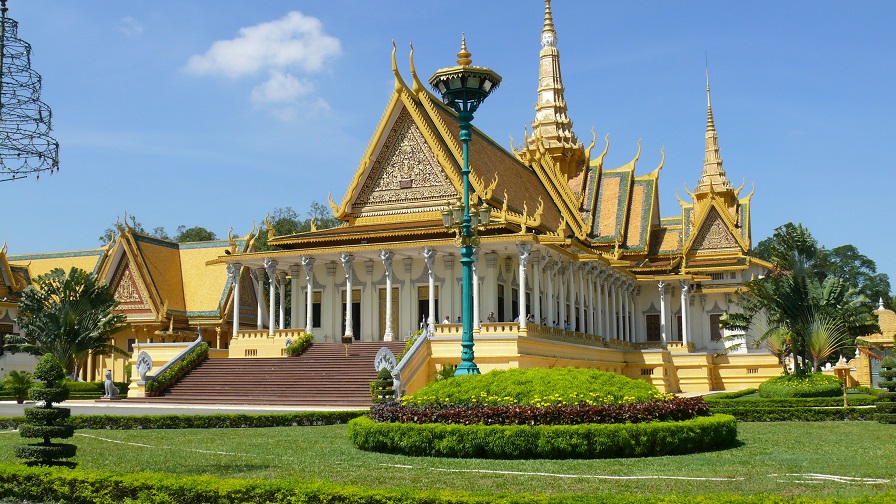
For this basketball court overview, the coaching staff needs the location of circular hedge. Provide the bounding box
[402,367,668,407]
[347,414,737,459]
[757,373,843,398]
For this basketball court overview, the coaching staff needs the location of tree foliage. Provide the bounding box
[7,268,128,378]
[99,216,217,244]
[255,202,340,252]
[173,225,216,243]
[725,223,877,374]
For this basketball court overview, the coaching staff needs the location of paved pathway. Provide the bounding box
[0,400,362,417]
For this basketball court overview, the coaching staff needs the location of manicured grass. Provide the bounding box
[0,422,891,500]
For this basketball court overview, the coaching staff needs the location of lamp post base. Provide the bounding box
[454,360,481,376]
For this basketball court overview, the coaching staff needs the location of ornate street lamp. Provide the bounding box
[0,0,60,182]
[430,35,501,376]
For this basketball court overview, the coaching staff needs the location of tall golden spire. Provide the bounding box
[526,0,583,179]
[695,66,732,193]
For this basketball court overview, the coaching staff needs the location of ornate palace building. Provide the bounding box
[4,2,787,393]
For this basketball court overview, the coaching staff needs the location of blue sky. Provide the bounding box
[5,1,895,296]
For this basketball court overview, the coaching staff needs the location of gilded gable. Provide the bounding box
[352,108,456,216]
[690,208,741,255]
[110,258,153,316]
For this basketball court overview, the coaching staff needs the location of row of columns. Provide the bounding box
[657,280,693,345]
[224,244,640,342]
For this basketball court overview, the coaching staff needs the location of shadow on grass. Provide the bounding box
[24,460,78,469]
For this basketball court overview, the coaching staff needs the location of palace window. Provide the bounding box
[710,273,725,281]
[312,291,322,328]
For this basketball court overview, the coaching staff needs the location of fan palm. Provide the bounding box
[6,267,128,379]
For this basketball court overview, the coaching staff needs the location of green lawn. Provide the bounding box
[0,421,892,500]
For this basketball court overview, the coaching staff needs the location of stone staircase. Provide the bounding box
[134,341,406,407]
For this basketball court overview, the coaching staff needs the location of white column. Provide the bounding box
[603,277,611,337]
[472,248,481,329]
[264,259,278,335]
[381,250,395,341]
[423,246,437,332]
[595,269,604,337]
[558,263,566,328]
[568,263,576,330]
[302,256,315,334]
[532,252,542,325]
[517,243,531,330]
[680,281,690,346]
[617,282,625,340]
[587,266,595,335]
[610,277,618,339]
[627,285,635,342]
[658,281,667,345]
[278,273,286,330]
[254,267,264,330]
[340,253,354,338]
[544,255,555,326]
[289,265,300,329]
[227,263,242,337]
[577,265,586,333]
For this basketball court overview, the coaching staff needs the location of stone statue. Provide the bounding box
[103,370,119,399]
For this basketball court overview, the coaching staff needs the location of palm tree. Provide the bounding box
[6,267,128,379]
[723,224,874,375]
[2,370,34,403]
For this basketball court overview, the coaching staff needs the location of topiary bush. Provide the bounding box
[402,367,669,407]
[876,356,896,424]
[15,354,76,465]
[757,373,843,398]
[370,368,394,404]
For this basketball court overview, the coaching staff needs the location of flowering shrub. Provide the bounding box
[372,397,709,425]
[757,373,843,398]
[402,367,668,407]
[285,333,314,357]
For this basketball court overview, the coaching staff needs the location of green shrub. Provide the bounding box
[877,357,896,423]
[403,367,668,407]
[370,368,394,404]
[0,410,367,430]
[709,406,875,422]
[285,333,314,357]
[706,396,877,408]
[348,414,737,459]
[16,354,76,464]
[145,343,209,395]
[1,371,33,403]
[757,373,843,398]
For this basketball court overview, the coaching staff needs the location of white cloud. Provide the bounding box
[250,71,313,105]
[119,16,143,37]
[185,11,340,122]
[184,11,340,78]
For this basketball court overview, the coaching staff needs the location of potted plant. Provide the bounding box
[3,370,34,404]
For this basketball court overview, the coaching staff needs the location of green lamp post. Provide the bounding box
[429,35,501,376]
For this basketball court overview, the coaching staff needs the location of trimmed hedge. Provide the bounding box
[0,410,367,430]
[1,463,893,504]
[757,373,843,398]
[710,406,876,422]
[145,343,209,395]
[706,396,878,408]
[347,414,738,459]
[403,367,667,407]
[703,388,758,401]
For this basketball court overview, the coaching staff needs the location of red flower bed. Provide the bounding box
[370,396,710,426]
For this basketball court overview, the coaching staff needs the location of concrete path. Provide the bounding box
[0,400,363,417]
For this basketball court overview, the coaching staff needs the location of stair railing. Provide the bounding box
[144,335,208,395]
[392,325,431,399]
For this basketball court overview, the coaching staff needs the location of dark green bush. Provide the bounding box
[710,406,875,422]
[145,343,209,395]
[702,388,758,401]
[403,367,667,407]
[876,357,896,423]
[0,410,367,430]
[706,396,878,408]
[370,368,394,404]
[18,354,76,464]
[757,373,842,398]
[348,414,737,459]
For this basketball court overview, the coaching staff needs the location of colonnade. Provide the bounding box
[224,244,640,343]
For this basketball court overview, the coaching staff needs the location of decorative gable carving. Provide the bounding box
[110,259,152,314]
[690,208,741,255]
[351,108,456,215]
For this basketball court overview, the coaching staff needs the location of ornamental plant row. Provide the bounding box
[369,397,710,426]
[145,343,209,395]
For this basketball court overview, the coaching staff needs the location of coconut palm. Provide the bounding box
[6,267,128,379]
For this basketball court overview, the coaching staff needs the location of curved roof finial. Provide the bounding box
[391,40,407,91]
[409,42,424,94]
[457,33,472,66]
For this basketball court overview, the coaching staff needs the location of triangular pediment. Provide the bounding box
[350,107,458,217]
[687,207,743,255]
[110,255,155,317]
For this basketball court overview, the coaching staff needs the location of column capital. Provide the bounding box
[680,280,691,295]
[263,258,278,278]
[289,263,301,275]
[517,242,532,265]
[339,252,354,275]
[422,246,437,272]
[657,280,666,291]
[226,262,242,281]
